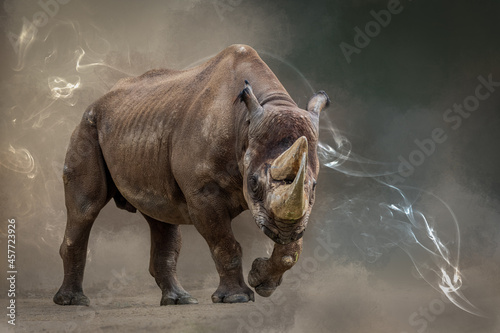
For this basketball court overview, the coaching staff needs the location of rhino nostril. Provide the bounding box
[292,230,304,241]
[261,225,277,238]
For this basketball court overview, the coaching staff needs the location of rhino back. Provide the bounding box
[92,45,288,223]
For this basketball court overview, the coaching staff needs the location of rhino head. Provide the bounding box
[239,81,329,245]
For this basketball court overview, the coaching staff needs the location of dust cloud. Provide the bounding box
[1,0,499,332]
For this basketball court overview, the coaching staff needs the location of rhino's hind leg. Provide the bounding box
[54,113,110,306]
[144,215,198,305]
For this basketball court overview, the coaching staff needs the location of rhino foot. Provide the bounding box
[161,292,198,305]
[53,290,90,306]
[211,285,255,303]
[248,257,283,297]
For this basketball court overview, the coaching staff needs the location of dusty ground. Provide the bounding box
[2,203,499,333]
[4,261,500,333]
[11,288,258,333]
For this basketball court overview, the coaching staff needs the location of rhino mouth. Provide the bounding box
[261,225,304,245]
[257,217,306,245]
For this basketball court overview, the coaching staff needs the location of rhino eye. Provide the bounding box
[312,180,317,191]
[249,174,259,193]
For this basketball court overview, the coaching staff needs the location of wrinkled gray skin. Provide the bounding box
[53,44,329,306]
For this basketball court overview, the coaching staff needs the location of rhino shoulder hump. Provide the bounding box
[224,44,258,60]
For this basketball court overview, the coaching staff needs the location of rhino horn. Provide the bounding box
[270,136,308,181]
[269,136,308,221]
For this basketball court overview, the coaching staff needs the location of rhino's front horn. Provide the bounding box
[269,136,308,221]
[270,136,308,181]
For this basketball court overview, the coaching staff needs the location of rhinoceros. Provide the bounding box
[53,44,329,306]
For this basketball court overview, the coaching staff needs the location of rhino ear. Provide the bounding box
[238,80,263,120]
[306,90,330,116]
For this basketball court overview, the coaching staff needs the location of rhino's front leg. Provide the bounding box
[248,238,303,297]
[190,205,254,303]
